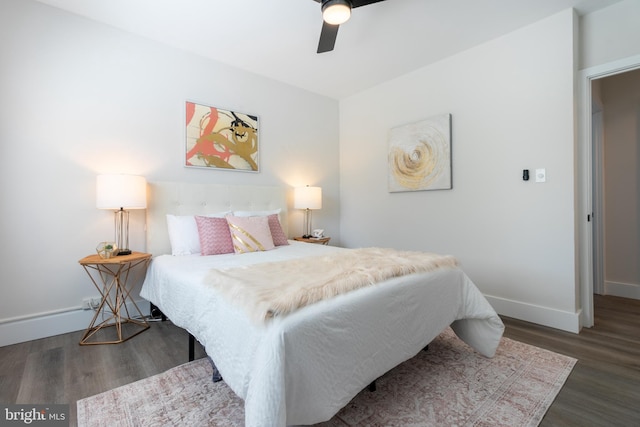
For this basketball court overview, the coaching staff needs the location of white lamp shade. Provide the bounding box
[96,174,147,210]
[294,186,322,210]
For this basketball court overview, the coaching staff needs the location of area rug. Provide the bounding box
[77,328,576,426]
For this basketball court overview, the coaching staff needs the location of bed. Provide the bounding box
[140,181,505,427]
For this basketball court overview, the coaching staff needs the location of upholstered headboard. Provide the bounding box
[146,181,288,256]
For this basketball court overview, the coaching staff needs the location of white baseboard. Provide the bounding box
[604,281,640,300]
[2,295,585,346]
[485,295,581,333]
[0,299,151,347]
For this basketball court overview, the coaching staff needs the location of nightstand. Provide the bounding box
[293,236,331,245]
[78,251,151,345]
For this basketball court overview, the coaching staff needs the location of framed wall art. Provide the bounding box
[185,101,259,172]
[388,113,452,192]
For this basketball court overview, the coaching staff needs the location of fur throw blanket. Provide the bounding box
[204,247,458,323]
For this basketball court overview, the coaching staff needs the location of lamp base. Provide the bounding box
[117,249,132,256]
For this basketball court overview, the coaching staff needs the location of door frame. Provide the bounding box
[591,110,604,296]
[578,54,640,328]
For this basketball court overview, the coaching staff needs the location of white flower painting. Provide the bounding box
[388,114,452,192]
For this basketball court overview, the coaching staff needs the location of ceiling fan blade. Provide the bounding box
[317,21,340,53]
[352,0,386,8]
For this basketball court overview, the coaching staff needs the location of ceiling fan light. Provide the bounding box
[322,0,351,25]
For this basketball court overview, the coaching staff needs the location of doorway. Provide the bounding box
[579,54,640,328]
[592,69,640,301]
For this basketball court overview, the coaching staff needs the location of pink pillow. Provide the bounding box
[267,214,289,246]
[226,215,275,254]
[194,216,234,255]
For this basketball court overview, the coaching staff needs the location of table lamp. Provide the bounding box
[294,185,322,238]
[96,174,147,255]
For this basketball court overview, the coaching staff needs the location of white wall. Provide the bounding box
[580,0,640,70]
[0,0,340,345]
[340,10,579,331]
[601,69,640,298]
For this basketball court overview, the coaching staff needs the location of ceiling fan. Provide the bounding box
[313,0,387,53]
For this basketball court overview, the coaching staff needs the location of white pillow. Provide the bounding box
[167,212,230,256]
[232,208,281,217]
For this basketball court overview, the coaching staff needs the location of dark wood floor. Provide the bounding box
[503,294,640,427]
[1,295,638,426]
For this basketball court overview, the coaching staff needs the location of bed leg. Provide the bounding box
[150,303,167,321]
[207,356,224,383]
[368,380,376,392]
[189,333,195,362]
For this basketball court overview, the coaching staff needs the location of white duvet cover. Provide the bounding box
[140,241,504,426]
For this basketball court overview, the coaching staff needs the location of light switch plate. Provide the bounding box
[535,168,546,183]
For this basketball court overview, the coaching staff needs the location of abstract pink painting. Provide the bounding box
[185,101,259,172]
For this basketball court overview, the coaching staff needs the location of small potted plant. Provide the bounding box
[96,241,117,259]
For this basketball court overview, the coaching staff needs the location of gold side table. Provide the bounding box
[78,251,151,345]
